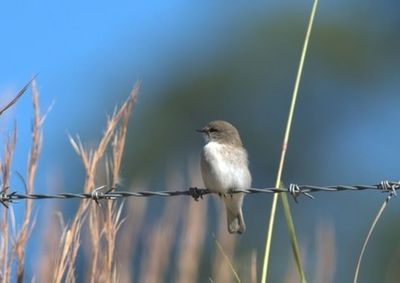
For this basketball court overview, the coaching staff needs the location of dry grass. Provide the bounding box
[0,124,17,283]
[314,221,335,283]
[58,82,140,283]
[211,198,238,283]
[13,80,43,283]
[0,78,340,283]
[114,184,147,282]
[0,77,35,283]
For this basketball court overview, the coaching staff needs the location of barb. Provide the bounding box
[379,180,398,196]
[0,181,399,207]
[90,185,108,206]
[0,191,11,208]
[289,184,315,203]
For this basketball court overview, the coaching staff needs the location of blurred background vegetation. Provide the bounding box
[1,1,400,282]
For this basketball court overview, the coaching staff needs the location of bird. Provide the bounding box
[197,120,251,234]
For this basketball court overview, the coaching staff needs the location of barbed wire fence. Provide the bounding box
[1,180,398,208]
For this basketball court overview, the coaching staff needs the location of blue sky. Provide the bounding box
[1,1,400,282]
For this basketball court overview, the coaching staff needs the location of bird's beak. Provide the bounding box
[196,128,206,133]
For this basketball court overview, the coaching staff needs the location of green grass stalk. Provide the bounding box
[260,0,319,282]
[353,193,394,283]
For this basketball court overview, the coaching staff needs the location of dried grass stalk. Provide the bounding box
[0,77,38,283]
[53,82,140,283]
[0,75,35,117]
[0,124,17,283]
[250,250,257,283]
[12,79,43,283]
[138,170,184,283]
[115,189,147,282]
[314,221,335,283]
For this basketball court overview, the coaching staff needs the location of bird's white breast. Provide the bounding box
[201,141,251,194]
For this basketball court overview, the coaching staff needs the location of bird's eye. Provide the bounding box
[209,127,218,133]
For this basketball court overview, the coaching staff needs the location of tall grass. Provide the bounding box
[63,82,140,283]
[13,80,43,282]
[0,77,37,283]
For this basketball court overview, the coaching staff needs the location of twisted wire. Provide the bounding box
[0,181,398,208]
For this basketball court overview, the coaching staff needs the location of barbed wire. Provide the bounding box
[0,181,398,208]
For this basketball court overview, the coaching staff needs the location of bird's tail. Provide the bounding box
[224,193,246,234]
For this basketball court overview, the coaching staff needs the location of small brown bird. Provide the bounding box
[197,120,251,234]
